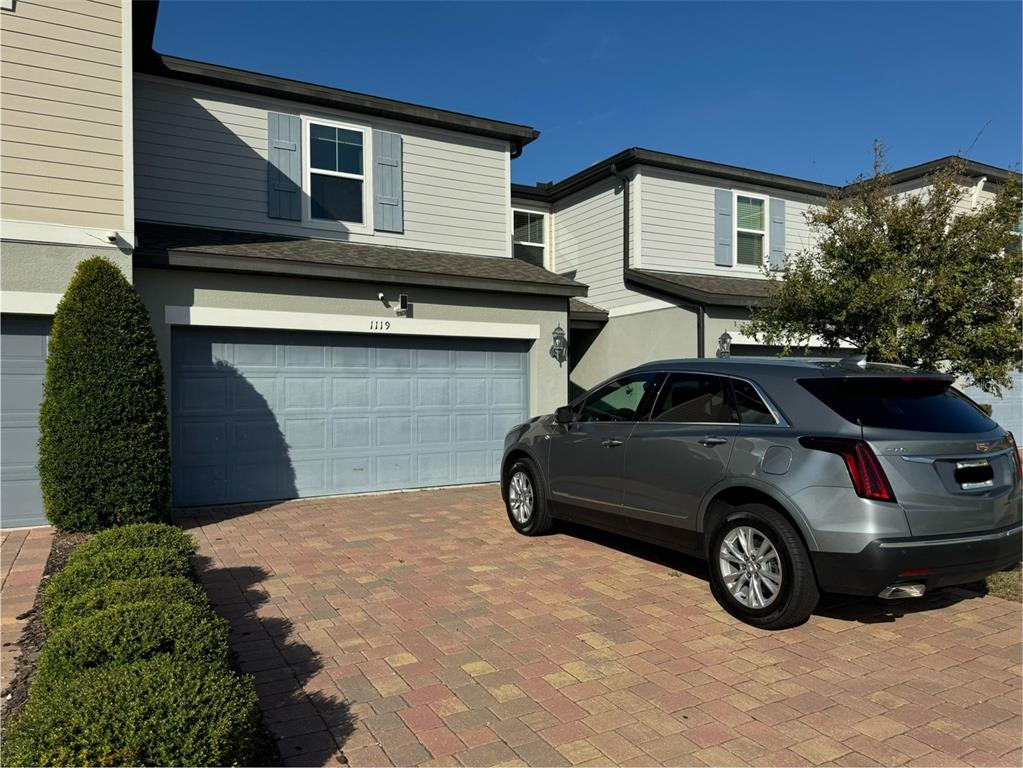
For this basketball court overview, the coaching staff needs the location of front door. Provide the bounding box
[548,372,659,514]
[623,372,739,535]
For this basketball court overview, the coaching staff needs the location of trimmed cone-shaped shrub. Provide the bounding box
[34,601,231,696]
[70,523,197,566]
[44,547,192,615]
[38,256,170,531]
[44,575,208,632]
[3,656,260,767]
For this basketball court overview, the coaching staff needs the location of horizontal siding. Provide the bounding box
[553,179,637,309]
[0,0,123,229]
[133,76,510,258]
[640,167,819,277]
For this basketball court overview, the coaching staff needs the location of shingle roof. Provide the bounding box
[569,297,609,320]
[134,223,587,298]
[626,268,774,307]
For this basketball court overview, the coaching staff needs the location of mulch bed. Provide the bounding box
[1,530,88,719]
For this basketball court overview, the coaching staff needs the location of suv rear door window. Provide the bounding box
[799,377,996,433]
[650,373,737,423]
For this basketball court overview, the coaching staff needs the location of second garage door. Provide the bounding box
[172,327,529,507]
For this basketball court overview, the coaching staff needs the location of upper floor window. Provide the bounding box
[513,210,546,267]
[735,194,767,267]
[308,121,365,224]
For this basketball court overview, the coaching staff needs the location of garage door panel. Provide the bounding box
[172,328,528,506]
[1,315,53,528]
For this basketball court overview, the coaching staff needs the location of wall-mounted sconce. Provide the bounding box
[550,324,568,367]
[717,331,732,358]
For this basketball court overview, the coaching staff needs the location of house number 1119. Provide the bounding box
[369,320,391,331]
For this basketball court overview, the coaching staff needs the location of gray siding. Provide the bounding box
[134,76,510,258]
[553,174,637,309]
[640,167,818,277]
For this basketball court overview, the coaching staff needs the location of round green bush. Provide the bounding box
[3,656,260,767]
[44,575,209,632]
[70,523,197,567]
[44,547,192,615]
[34,601,231,696]
[38,256,171,531]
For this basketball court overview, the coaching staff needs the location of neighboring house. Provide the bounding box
[512,149,1019,410]
[0,0,135,528]
[0,0,584,524]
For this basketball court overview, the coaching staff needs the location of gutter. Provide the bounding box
[610,163,706,357]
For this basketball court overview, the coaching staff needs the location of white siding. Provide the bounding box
[553,176,637,309]
[639,166,821,277]
[133,76,511,258]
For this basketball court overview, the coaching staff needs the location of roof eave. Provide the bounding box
[625,268,769,308]
[134,248,586,298]
[135,53,540,150]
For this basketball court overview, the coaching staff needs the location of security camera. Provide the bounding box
[105,231,119,243]
[377,292,385,301]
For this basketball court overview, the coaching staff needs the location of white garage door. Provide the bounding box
[171,327,529,506]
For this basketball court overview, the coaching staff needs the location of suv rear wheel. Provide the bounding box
[708,503,819,629]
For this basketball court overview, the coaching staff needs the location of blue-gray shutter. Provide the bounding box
[267,112,301,221]
[373,130,403,232]
[769,198,786,269]
[714,189,733,266]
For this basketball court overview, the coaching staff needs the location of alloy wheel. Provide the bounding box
[508,471,534,524]
[718,525,783,609]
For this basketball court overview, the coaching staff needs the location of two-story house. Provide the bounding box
[512,149,1017,402]
[1,0,584,524]
[1,0,135,527]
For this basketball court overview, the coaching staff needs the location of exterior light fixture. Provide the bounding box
[550,324,568,367]
[717,331,732,358]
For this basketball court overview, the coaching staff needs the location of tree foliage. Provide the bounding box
[743,147,1022,393]
[37,257,171,530]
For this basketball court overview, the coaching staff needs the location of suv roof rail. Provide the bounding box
[839,354,868,370]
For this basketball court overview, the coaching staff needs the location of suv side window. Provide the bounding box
[650,373,737,423]
[731,379,777,424]
[577,373,658,422]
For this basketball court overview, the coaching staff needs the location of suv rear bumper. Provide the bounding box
[812,522,1022,597]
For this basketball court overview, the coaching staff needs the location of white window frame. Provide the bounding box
[512,209,547,268]
[733,191,769,270]
[301,115,373,235]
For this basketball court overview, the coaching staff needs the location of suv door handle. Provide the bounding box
[699,436,728,447]
[601,439,624,448]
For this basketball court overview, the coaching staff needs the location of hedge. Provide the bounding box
[44,547,192,617]
[69,523,197,567]
[33,601,231,696]
[43,575,208,632]
[37,256,171,531]
[3,656,260,767]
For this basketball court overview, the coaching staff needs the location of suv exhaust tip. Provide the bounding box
[878,584,927,600]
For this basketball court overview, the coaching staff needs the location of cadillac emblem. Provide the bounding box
[976,442,991,453]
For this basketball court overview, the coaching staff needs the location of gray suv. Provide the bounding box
[501,358,1022,629]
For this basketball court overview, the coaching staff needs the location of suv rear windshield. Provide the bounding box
[798,377,997,433]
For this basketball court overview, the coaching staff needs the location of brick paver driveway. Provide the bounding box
[177,486,1022,767]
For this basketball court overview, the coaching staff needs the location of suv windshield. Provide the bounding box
[799,377,997,433]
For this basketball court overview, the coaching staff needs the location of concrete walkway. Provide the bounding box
[178,486,1022,767]
[1,527,53,694]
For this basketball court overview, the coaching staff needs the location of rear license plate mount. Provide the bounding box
[955,459,994,490]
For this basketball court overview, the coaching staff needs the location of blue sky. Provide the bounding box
[154,1,1022,186]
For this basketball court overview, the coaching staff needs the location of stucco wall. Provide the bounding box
[0,240,132,298]
[133,267,569,419]
[569,305,699,394]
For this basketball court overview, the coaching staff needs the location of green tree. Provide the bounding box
[743,147,1022,394]
[38,257,170,531]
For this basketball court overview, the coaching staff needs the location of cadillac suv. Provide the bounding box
[501,358,1022,629]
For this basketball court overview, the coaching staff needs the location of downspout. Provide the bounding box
[611,163,706,357]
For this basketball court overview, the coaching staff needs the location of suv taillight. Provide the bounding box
[799,437,898,503]
[1008,432,1022,480]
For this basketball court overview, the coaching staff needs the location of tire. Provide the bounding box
[707,503,819,630]
[503,458,552,536]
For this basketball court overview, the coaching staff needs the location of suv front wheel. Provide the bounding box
[708,503,819,629]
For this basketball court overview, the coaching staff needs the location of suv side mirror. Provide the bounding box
[555,406,575,425]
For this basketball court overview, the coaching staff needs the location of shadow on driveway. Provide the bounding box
[553,520,986,627]
[191,554,356,766]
